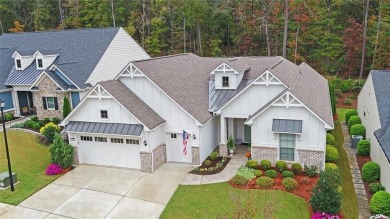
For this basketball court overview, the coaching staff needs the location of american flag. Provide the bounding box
[182,130,188,155]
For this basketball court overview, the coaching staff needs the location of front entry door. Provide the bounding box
[244,125,251,143]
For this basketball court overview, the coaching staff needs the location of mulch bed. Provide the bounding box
[61,165,75,174]
[190,156,231,175]
[336,91,357,109]
[356,154,375,201]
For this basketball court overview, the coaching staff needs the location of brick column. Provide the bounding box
[219,144,228,157]
[152,144,166,171]
[73,146,79,165]
[192,147,200,165]
[140,152,153,173]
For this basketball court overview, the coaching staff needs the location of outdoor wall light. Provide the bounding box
[193,134,196,140]
[143,140,147,146]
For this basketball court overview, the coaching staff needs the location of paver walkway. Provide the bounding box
[341,122,371,219]
[181,145,247,185]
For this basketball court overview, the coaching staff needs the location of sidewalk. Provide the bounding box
[341,122,371,219]
[181,145,247,185]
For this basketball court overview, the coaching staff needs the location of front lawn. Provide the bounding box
[161,182,310,219]
[0,131,60,205]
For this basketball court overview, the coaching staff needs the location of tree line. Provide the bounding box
[0,0,389,78]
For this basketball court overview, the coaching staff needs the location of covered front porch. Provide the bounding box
[219,116,251,156]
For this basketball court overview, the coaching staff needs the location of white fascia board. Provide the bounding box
[0,88,14,93]
[50,64,80,89]
[29,71,64,90]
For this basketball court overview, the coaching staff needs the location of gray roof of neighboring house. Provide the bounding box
[0,27,120,89]
[65,121,143,136]
[98,80,165,130]
[371,70,390,161]
[132,53,333,126]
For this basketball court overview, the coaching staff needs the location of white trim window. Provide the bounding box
[126,139,139,145]
[81,136,93,141]
[95,137,107,142]
[111,138,124,144]
[16,59,22,69]
[279,133,295,161]
[171,133,177,139]
[100,110,108,119]
[37,59,43,68]
[222,76,229,87]
[46,97,55,110]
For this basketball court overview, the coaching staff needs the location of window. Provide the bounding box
[95,137,107,142]
[111,138,124,144]
[222,76,229,87]
[46,97,55,110]
[37,59,43,68]
[171,133,177,139]
[100,110,108,119]
[126,139,140,145]
[279,134,295,161]
[81,136,93,141]
[16,59,22,69]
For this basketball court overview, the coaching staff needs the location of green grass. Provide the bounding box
[0,131,60,205]
[336,108,349,124]
[331,108,359,219]
[161,182,309,219]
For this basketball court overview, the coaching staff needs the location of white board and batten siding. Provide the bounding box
[199,116,219,162]
[251,106,326,151]
[358,75,390,192]
[86,28,150,86]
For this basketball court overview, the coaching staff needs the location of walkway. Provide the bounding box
[341,122,371,219]
[0,115,32,132]
[181,145,247,185]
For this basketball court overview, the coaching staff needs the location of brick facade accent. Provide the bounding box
[297,149,325,170]
[152,144,166,171]
[140,152,153,173]
[192,147,200,165]
[252,145,278,164]
[34,74,70,119]
[73,146,79,165]
[219,144,228,157]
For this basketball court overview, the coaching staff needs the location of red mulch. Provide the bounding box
[356,155,375,201]
[60,165,75,175]
[190,157,231,175]
[336,91,357,109]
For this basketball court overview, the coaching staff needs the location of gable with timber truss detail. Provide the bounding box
[254,70,286,87]
[116,63,144,79]
[210,63,239,75]
[273,92,302,108]
[88,85,112,99]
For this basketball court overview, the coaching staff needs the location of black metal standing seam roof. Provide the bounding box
[65,121,144,136]
[272,119,303,133]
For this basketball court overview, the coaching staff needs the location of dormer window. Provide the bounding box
[37,59,43,68]
[222,76,229,87]
[16,59,22,69]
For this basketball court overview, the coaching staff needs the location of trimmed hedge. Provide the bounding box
[370,183,386,194]
[370,191,390,216]
[362,161,380,182]
[282,171,294,178]
[325,163,339,172]
[256,176,275,189]
[246,160,258,169]
[345,109,358,124]
[326,145,339,163]
[326,133,335,145]
[275,160,288,172]
[291,163,302,174]
[260,160,272,170]
[282,178,298,191]
[357,140,370,156]
[266,170,278,178]
[348,115,361,130]
[254,170,262,177]
[209,151,218,160]
[231,175,249,185]
[350,124,366,138]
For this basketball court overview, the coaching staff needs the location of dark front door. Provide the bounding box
[244,125,251,143]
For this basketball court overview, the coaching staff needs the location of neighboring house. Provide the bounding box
[358,70,390,192]
[0,27,150,118]
[61,53,333,172]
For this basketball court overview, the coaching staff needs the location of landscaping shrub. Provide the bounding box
[11,122,25,128]
[326,145,339,163]
[282,171,294,178]
[254,170,262,177]
[357,140,370,156]
[344,97,353,105]
[204,160,212,166]
[304,165,318,177]
[311,212,342,219]
[45,163,62,175]
[231,174,248,185]
[260,159,272,170]
[31,116,38,122]
[236,166,256,180]
[5,113,14,121]
[310,169,342,214]
[345,109,358,124]
[51,117,61,125]
[49,133,74,168]
[275,160,288,172]
[350,124,366,138]
[291,163,302,174]
[348,115,361,130]
[326,133,335,145]
[32,122,41,130]
[340,79,353,92]
[352,79,365,93]
[362,161,381,182]
[370,183,386,194]
[325,163,339,172]
[246,160,258,169]
[43,117,51,124]
[63,96,71,119]
[209,151,218,160]
[256,176,274,189]
[334,89,342,98]
[370,191,390,216]
[329,84,336,116]
[40,122,61,143]
[266,170,277,178]
[282,178,298,191]
[25,120,34,128]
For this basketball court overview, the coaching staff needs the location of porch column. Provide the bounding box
[12,91,20,117]
[219,116,228,156]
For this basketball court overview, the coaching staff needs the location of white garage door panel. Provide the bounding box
[78,139,141,169]
[166,134,192,163]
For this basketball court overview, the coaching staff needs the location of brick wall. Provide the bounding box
[297,149,325,170]
[192,147,200,165]
[140,152,153,173]
[152,144,166,171]
[252,145,278,164]
[219,144,228,157]
[73,147,79,165]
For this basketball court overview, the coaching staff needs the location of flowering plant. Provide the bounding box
[311,212,341,219]
[45,163,62,175]
[370,215,390,219]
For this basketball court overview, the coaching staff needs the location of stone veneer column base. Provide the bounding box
[297,149,325,170]
[192,147,200,165]
[251,146,278,164]
[73,147,79,165]
[152,144,166,171]
[219,144,228,157]
[140,152,153,173]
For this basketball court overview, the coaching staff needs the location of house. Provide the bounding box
[0,27,150,118]
[60,53,333,172]
[358,70,390,192]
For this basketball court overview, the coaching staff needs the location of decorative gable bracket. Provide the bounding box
[116,63,144,79]
[253,70,285,87]
[88,85,112,100]
[273,92,303,108]
[210,63,239,75]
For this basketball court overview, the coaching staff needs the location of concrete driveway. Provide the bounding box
[0,163,192,219]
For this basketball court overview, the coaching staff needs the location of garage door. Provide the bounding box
[77,136,141,169]
[166,133,192,163]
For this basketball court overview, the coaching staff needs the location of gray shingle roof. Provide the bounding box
[65,121,143,136]
[98,80,165,130]
[132,53,333,126]
[0,27,120,89]
[209,79,252,111]
[371,70,390,161]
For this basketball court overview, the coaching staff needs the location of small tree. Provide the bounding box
[329,84,336,116]
[310,169,342,214]
[49,133,74,168]
[63,96,71,119]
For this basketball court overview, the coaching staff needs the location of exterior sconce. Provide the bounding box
[143,140,147,146]
[193,134,196,140]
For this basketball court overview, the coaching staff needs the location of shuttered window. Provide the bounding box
[42,97,58,110]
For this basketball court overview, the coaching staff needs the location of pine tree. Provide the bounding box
[49,133,74,168]
[62,96,71,119]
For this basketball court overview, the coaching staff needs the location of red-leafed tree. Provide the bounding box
[343,18,363,76]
